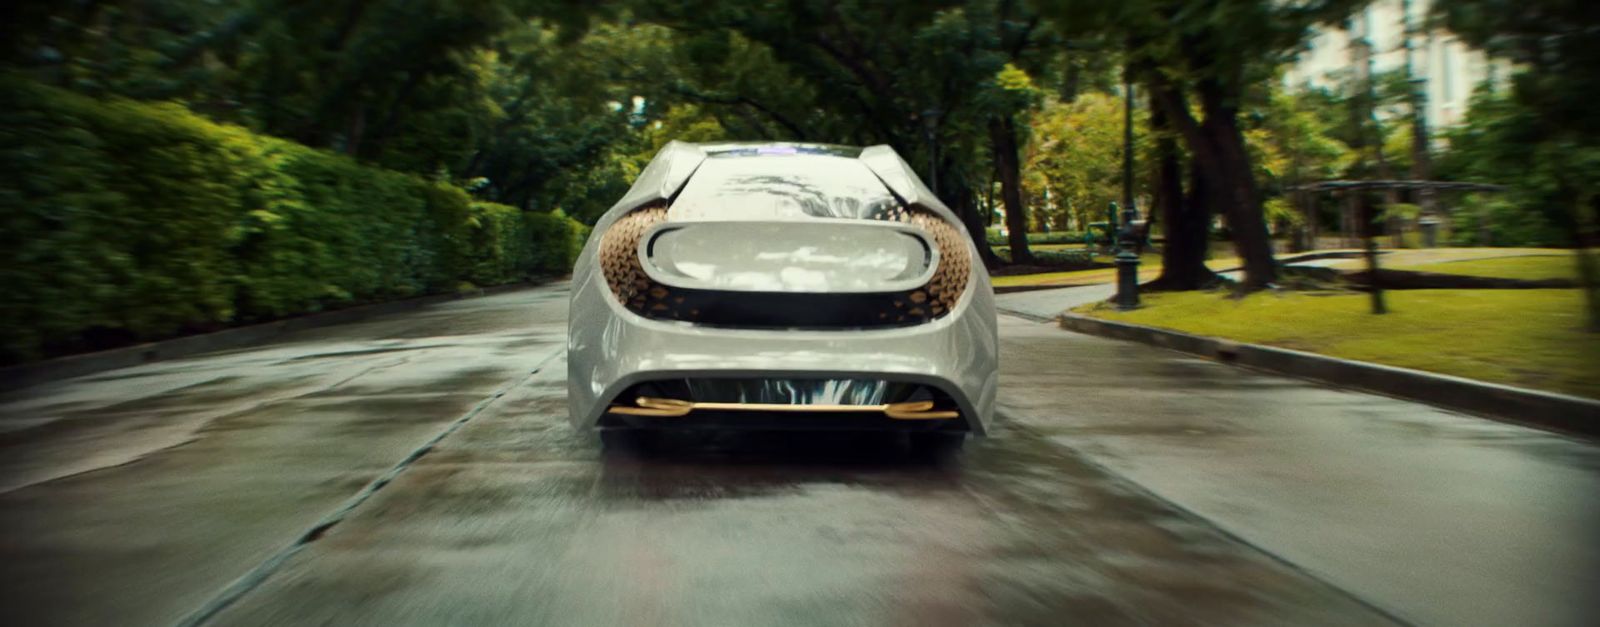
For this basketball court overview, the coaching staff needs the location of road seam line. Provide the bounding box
[172,347,564,627]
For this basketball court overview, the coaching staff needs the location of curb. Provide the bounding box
[1056,313,1600,438]
[994,282,1104,295]
[0,281,552,392]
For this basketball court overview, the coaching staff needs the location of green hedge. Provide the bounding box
[984,227,1089,246]
[0,78,582,363]
[462,203,586,288]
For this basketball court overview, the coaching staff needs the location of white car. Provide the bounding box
[566,142,998,451]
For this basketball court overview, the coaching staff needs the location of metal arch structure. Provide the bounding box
[1289,180,1507,194]
[1288,179,1508,251]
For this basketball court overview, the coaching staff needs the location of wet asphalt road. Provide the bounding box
[0,283,1596,626]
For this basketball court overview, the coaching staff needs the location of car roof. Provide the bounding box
[695,142,864,158]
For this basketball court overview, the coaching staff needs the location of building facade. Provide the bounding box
[1284,0,1509,129]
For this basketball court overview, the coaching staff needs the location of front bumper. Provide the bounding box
[565,261,998,434]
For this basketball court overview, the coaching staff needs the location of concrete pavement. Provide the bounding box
[997,316,1600,627]
[0,283,1595,626]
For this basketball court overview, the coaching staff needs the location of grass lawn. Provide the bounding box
[1315,247,1571,271]
[1389,253,1579,281]
[996,247,1580,289]
[993,264,1157,288]
[993,253,1241,288]
[1030,243,1090,252]
[1076,289,1600,399]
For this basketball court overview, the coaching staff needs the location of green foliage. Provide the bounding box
[985,229,1088,246]
[1377,202,1420,224]
[1264,197,1303,227]
[1016,248,1098,265]
[2,77,251,356]
[523,210,588,276]
[1024,93,1143,232]
[462,203,586,286]
[1445,195,1564,247]
[232,141,441,318]
[1437,89,1593,247]
[0,79,580,363]
[1250,86,1355,191]
[1434,0,1600,146]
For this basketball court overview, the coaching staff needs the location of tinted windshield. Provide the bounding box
[668,154,902,221]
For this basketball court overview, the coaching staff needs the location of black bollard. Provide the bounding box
[1113,202,1141,310]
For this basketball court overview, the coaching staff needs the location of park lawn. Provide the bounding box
[1076,289,1600,399]
[994,264,1160,288]
[1031,243,1089,252]
[1317,247,1569,270]
[993,253,1235,288]
[1389,253,1579,281]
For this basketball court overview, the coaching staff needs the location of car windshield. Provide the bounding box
[668,154,902,221]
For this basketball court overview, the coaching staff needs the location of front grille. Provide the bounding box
[597,206,970,328]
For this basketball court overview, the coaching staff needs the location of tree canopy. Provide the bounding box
[6,0,1585,294]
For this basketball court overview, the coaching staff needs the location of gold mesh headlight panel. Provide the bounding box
[598,205,971,326]
[898,209,970,319]
[598,205,671,314]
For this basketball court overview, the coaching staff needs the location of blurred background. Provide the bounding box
[2,0,1596,393]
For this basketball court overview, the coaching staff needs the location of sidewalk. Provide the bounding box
[995,284,1115,319]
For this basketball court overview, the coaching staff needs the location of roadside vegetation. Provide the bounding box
[1078,290,1599,399]
[1,0,1595,365]
[1,79,583,363]
[1071,247,1596,397]
[1389,254,1578,282]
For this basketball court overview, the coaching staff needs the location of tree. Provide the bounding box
[1145,91,1217,290]
[1023,92,1140,234]
[1438,90,1600,328]
[632,0,1078,267]
[460,22,639,212]
[1035,0,1363,290]
[1253,84,1356,250]
[7,0,612,180]
[985,64,1046,262]
[1435,0,1600,330]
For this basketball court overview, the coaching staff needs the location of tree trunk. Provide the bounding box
[940,158,1003,268]
[1145,89,1216,291]
[984,168,997,227]
[1288,143,1310,253]
[1357,193,1388,314]
[344,108,366,156]
[1301,188,1319,251]
[989,116,1033,264]
[1567,193,1600,331]
[1149,73,1277,289]
[1060,55,1082,103]
[1196,81,1278,289]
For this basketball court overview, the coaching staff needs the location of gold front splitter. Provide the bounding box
[607,397,959,420]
